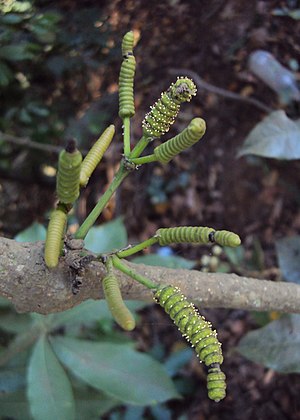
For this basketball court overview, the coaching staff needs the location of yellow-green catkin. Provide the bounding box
[44,208,67,268]
[118,31,136,119]
[56,140,82,204]
[102,272,136,331]
[80,125,115,187]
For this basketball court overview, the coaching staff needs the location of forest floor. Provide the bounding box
[2,0,300,419]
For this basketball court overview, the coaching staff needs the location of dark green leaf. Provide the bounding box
[0,45,34,61]
[75,388,119,420]
[0,61,13,86]
[164,348,194,377]
[272,7,300,19]
[124,406,145,420]
[132,254,196,269]
[0,368,26,393]
[15,222,46,242]
[50,300,112,329]
[224,245,246,267]
[289,9,300,19]
[0,296,12,307]
[238,111,300,160]
[150,404,172,420]
[275,236,300,283]
[0,14,26,24]
[0,390,32,420]
[237,314,300,373]
[27,335,75,420]
[84,218,128,253]
[27,103,50,117]
[51,300,147,337]
[51,336,180,405]
[0,312,31,334]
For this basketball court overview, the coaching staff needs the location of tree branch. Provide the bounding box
[0,132,89,155]
[1,237,299,315]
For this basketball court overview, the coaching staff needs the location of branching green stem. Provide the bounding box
[130,154,157,165]
[75,162,128,239]
[111,255,157,289]
[130,134,152,158]
[75,133,155,240]
[123,117,131,156]
[116,236,159,258]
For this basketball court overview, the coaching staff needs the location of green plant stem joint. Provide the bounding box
[154,285,226,402]
[122,156,137,171]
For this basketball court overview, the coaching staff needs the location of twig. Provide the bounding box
[169,68,274,113]
[0,132,89,155]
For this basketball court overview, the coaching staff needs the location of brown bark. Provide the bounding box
[1,237,299,315]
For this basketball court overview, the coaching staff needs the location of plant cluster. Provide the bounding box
[44,31,241,404]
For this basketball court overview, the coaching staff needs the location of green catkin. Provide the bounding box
[156,226,215,245]
[142,77,197,139]
[121,31,134,56]
[79,125,115,187]
[207,366,227,402]
[119,31,136,120]
[44,208,67,268]
[154,117,206,164]
[102,270,136,331]
[212,230,241,247]
[56,140,82,204]
[154,285,226,402]
[156,226,241,247]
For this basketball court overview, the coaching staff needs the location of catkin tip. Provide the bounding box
[230,233,241,247]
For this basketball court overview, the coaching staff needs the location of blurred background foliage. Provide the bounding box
[0,0,118,149]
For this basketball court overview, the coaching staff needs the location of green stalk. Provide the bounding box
[75,162,128,239]
[112,255,157,289]
[116,236,158,258]
[130,134,152,158]
[130,154,157,165]
[123,117,131,156]
[76,133,154,239]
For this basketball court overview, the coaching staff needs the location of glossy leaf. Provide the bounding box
[275,236,300,283]
[84,218,127,253]
[27,335,75,420]
[51,336,180,405]
[238,111,300,160]
[237,314,300,373]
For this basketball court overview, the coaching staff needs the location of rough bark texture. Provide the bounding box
[1,237,300,315]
